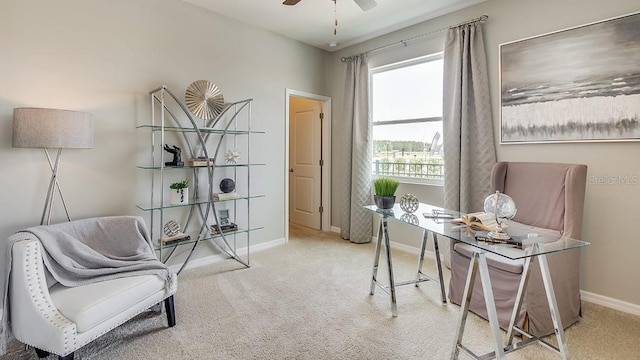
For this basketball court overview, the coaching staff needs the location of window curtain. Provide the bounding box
[442,22,496,264]
[341,54,373,244]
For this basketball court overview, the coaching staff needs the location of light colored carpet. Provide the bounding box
[2,224,639,359]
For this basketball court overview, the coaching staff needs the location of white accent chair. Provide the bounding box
[7,217,177,360]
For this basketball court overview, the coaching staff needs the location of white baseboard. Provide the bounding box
[169,237,287,273]
[330,226,341,233]
[581,290,640,317]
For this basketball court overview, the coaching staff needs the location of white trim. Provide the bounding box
[330,226,341,234]
[170,238,287,273]
[581,290,640,317]
[284,89,332,238]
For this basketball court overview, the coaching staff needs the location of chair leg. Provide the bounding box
[164,295,176,327]
[59,353,74,360]
[34,348,49,358]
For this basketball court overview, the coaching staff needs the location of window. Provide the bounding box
[370,54,444,183]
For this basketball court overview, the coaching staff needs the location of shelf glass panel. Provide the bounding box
[137,163,266,170]
[136,124,265,135]
[137,194,265,211]
[154,226,264,251]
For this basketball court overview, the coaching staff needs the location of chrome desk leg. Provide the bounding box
[370,218,384,295]
[415,229,429,285]
[478,252,506,359]
[382,217,398,317]
[432,233,447,305]
[537,244,569,359]
[451,252,506,360]
[507,247,534,344]
[451,252,479,360]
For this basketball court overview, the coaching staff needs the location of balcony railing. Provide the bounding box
[373,160,444,179]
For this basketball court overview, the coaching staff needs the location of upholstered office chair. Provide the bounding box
[6,216,177,360]
[448,162,587,337]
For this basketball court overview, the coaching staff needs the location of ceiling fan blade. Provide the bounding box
[282,0,302,5]
[353,0,377,11]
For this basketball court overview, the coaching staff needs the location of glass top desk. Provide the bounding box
[364,203,589,360]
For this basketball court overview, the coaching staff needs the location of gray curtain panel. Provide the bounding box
[442,22,496,265]
[443,22,496,213]
[341,54,373,244]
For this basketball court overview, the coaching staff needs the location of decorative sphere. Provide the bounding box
[399,193,419,213]
[219,178,236,193]
[483,191,517,220]
[400,213,419,225]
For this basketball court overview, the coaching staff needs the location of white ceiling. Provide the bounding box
[181,0,486,51]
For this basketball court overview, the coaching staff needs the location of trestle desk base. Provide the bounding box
[369,216,447,317]
[451,243,570,360]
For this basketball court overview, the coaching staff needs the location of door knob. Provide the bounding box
[290,168,294,172]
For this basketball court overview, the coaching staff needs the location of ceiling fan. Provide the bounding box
[282,0,377,12]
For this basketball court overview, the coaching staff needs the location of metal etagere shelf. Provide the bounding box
[137,85,264,274]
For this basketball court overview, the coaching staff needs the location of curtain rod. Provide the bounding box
[340,14,488,62]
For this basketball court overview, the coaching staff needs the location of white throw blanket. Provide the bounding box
[1,216,175,354]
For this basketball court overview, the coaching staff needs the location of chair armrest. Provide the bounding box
[10,238,76,355]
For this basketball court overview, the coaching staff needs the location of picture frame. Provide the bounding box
[499,11,640,144]
[218,209,230,225]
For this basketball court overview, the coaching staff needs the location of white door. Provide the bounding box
[289,97,322,230]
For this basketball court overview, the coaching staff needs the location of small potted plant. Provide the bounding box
[169,179,189,205]
[373,177,399,210]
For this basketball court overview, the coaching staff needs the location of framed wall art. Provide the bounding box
[500,11,640,144]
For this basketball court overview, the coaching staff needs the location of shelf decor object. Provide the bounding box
[12,107,94,225]
[184,80,225,120]
[139,85,264,274]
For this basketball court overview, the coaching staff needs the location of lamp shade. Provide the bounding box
[13,107,94,149]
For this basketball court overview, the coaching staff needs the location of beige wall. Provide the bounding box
[329,0,640,307]
[0,0,329,285]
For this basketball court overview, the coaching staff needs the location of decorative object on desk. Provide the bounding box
[159,220,190,245]
[483,191,517,240]
[220,178,236,193]
[184,80,225,120]
[12,107,94,225]
[399,193,419,213]
[373,177,399,210]
[163,144,184,167]
[400,213,419,225]
[169,179,189,205]
[225,148,241,164]
[450,212,497,231]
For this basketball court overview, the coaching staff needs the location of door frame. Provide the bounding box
[285,89,332,241]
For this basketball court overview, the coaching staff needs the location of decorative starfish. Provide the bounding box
[225,148,241,164]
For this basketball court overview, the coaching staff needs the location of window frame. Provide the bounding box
[369,53,444,186]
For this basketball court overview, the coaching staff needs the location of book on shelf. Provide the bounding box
[158,233,191,246]
[210,223,239,235]
[450,212,498,231]
[213,192,239,200]
[187,157,215,167]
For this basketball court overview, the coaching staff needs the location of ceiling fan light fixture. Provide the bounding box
[353,0,377,11]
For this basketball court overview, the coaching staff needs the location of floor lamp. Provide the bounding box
[12,108,94,225]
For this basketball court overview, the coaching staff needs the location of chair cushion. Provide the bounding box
[49,274,166,333]
[453,243,525,274]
